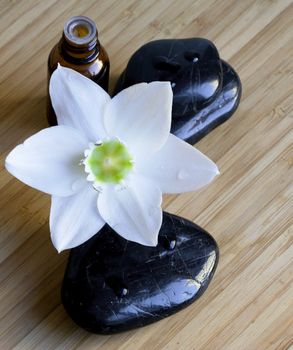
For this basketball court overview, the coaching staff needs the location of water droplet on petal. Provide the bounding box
[95,140,103,146]
[71,178,85,192]
[115,183,127,191]
[177,169,188,180]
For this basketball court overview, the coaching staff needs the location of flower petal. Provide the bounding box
[50,185,105,252]
[49,65,111,141]
[97,175,162,246]
[5,126,88,196]
[104,82,173,157]
[137,134,219,193]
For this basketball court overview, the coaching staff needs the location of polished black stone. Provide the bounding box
[62,212,219,334]
[114,38,241,145]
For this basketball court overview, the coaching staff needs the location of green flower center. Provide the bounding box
[85,140,133,184]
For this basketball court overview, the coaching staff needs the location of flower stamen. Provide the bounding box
[84,140,133,184]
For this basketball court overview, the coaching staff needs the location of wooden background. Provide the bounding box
[0,0,292,349]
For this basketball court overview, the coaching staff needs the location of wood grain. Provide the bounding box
[0,0,292,349]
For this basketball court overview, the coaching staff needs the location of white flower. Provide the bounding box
[5,65,219,252]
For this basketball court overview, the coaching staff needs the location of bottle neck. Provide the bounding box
[60,16,100,64]
[60,34,100,63]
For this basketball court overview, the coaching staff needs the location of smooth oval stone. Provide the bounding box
[171,61,241,144]
[114,38,241,145]
[61,212,219,334]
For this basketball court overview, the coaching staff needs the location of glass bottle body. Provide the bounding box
[47,17,110,125]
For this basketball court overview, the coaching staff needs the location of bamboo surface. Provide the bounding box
[0,0,293,349]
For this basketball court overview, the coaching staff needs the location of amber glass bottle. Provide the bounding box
[47,16,110,125]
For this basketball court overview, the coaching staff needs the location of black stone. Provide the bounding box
[61,212,219,334]
[114,38,241,145]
